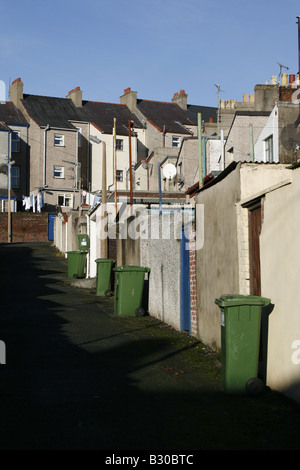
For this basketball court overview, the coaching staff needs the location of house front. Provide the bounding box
[0,101,29,211]
[9,79,90,212]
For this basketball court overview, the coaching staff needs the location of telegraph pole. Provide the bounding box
[297,16,300,76]
[128,120,133,212]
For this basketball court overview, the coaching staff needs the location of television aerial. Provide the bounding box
[277,62,289,78]
[162,163,177,180]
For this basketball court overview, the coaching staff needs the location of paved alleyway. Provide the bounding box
[0,242,300,452]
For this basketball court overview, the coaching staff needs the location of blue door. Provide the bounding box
[180,225,191,333]
[48,213,56,241]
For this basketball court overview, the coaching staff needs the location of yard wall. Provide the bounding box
[0,212,49,242]
[260,168,300,403]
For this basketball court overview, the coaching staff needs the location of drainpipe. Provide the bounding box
[43,124,50,187]
[198,113,202,188]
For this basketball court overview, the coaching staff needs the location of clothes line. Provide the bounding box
[22,192,44,213]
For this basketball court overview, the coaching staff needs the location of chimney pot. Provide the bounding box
[289,74,296,84]
[124,87,131,95]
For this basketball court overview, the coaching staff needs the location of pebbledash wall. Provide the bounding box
[0,213,50,242]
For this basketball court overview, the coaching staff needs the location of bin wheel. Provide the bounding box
[245,377,265,395]
[73,274,78,279]
[105,289,112,297]
[135,307,146,317]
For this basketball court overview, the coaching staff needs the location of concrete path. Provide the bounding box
[0,242,300,451]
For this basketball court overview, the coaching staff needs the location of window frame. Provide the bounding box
[11,131,20,152]
[264,135,274,163]
[53,165,64,179]
[57,193,73,207]
[172,136,180,148]
[116,139,123,151]
[54,134,64,146]
[116,170,123,182]
[11,166,20,188]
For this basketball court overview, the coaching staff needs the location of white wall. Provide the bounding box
[260,168,300,403]
[90,125,140,193]
[254,106,279,162]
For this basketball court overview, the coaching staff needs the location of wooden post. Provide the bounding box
[114,118,117,219]
[101,141,107,258]
[198,113,202,188]
[128,120,133,211]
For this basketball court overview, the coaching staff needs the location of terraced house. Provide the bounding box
[10,79,89,212]
[0,99,29,211]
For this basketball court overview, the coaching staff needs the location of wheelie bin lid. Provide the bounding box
[215,294,270,307]
[113,265,150,273]
[95,258,115,263]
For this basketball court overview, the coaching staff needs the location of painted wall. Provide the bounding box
[89,124,140,193]
[254,106,279,162]
[195,166,241,348]
[141,210,184,331]
[260,168,300,403]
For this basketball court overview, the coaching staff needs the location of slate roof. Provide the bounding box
[136,99,197,134]
[21,94,87,129]
[187,104,218,123]
[0,102,28,126]
[82,101,144,136]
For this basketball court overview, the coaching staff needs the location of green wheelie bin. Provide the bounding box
[215,294,270,395]
[113,265,150,316]
[95,258,115,296]
[67,250,88,279]
[78,234,90,251]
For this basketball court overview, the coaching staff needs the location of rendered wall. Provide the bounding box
[260,168,300,403]
[195,166,241,348]
[141,211,182,331]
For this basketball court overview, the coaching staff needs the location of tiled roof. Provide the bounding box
[0,102,28,126]
[21,94,87,129]
[136,99,197,134]
[82,101,143,135]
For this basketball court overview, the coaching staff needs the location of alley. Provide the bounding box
[0,242,300,451]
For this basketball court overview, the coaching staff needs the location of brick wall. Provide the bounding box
[0,213,49,243]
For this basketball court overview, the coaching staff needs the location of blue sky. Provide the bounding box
[1,0,299,108]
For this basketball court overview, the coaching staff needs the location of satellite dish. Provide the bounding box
[163,163,176,180]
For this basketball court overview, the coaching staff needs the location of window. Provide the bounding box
[116,139,123,151]
[116,170,123,182]
[11,131,20,152]
[11,166,20,188]
[264,135,273,162]
[53,165,64,178]
[58,193,72,207]
[54,134,64,146]
[172,136,180,148]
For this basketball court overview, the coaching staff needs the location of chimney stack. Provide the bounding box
[66,86,82,107]
[120,87,137,111]
[172,89,187,110]
[9,78,23,108]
